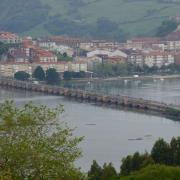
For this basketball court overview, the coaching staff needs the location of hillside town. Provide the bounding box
[1,26,180,78]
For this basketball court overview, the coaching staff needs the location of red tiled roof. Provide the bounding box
[0,32,19,39]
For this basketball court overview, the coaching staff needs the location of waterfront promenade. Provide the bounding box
[68,75,180,83]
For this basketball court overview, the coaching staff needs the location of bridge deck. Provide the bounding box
[0,77,180,117]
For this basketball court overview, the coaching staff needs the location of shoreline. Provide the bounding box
[66,74,180,83]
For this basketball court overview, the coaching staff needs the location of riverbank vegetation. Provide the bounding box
[166,107,180,119]
[33,66,86,82]
[14,62,180,84]
[87,137,180,179]
[14,71,30,81]
[93,62,180,78]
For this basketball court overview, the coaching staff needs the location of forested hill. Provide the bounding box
[1,0,180,40]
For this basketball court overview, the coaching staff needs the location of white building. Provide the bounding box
[87,50,127,58]
[144,51,175,68]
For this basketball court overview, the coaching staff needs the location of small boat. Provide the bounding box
[160,78,164,81]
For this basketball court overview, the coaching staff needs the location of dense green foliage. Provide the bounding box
[166,107,180,118]
[1,0,180,38]
[94,63,130,77]
[120,152,154,176]
[46,68,60,84]
[14,71,30,81]
[93,63,180,77]
[0,0,49,33]
[33,66,46,81]
[0,42,10,56]
[151,137,180,166]
[121,165,180,180]
[88,137,180,179]
[0,42,19,57]
[63,71,86,80]
[0,101,83,179]
[44,17,128,42]
[57,52,73,61]
[88,161,118,180]
[156,20,178,37]
[151,139,172,165]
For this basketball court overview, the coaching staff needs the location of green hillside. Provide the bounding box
[1,0,180,40]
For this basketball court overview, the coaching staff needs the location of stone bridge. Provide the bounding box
[0,78,179,115]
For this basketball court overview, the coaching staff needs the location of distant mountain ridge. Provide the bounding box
[1,0,180,40]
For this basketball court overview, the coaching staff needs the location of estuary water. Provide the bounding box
[62,78,180,105]
[0,78,180,171]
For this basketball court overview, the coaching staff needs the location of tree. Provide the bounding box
[88,160,102,180]
[120,152,154,176]
[33,66,45,81]
[0,101,83,179]
[121,165,180,180]
[14,71,30,81]
[156,20,178,37]
[57,52,73,61]
[170,137,180,165]
[88,161,118,180]
[151,138,172,165]
[46,68,60,84]
[63,52,67,57]
[77,71,86,78]
[64,71,73,80]
[100,163,118,180]
[114,63,128,76]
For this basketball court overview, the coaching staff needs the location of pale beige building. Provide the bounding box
[0,61,88,77]
[0,62,32,77]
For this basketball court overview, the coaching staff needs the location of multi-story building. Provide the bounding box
[0,32,22,44]
[38,40,56,49]
[87,49,127,59]
[126,37,161,50]
[144,51,175,68]
[0,62,32,77]
[75,56,103,71]
[30,47,57,63]
[31,62,69,73]
[69,61,88,72]
[0,60,88,77]
[125,49,144,67]
[48,36,83,48]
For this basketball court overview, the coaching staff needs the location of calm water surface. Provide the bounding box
[62,78,180,105]
[0,79,180,171]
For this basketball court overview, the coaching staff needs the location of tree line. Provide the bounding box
[14,66,86,84]
[93,62,180,77]
[14,66,60,85]
[87,137,180,179]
